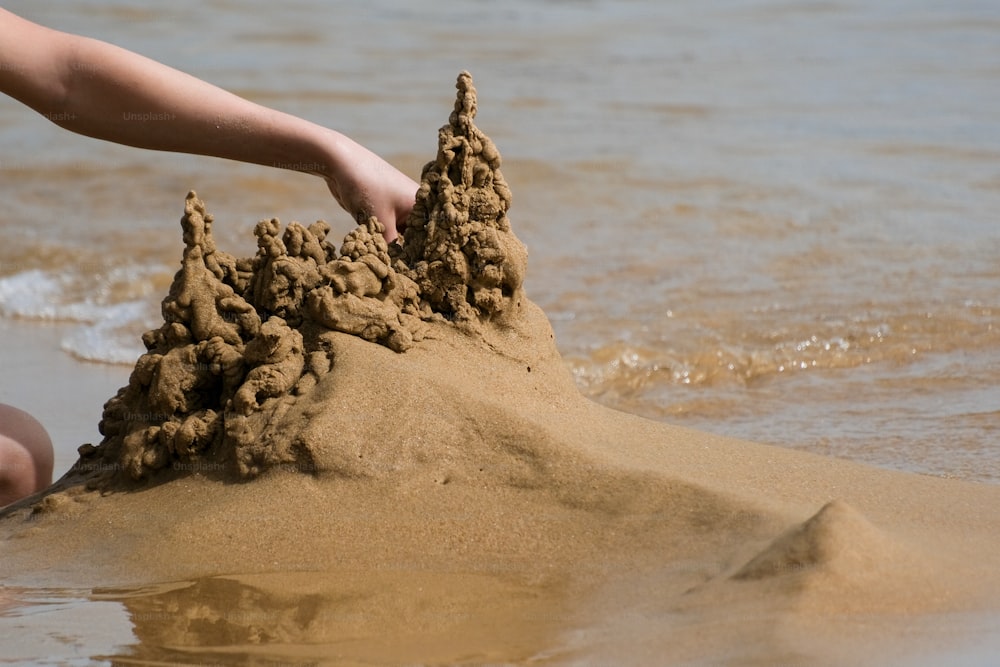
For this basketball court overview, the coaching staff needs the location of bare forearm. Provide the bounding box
[0,8,417,239]
[51,36,343,178]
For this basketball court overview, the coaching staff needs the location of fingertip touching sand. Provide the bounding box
[2,73,999,665]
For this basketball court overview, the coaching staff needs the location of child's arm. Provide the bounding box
[0,8,416,240]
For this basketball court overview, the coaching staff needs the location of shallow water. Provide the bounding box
[0,572,567,666]
[3,577,1000,666]
[1,5,999,658]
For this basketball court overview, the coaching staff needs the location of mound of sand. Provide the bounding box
[2,72,1000,665]
[49,71,529,486]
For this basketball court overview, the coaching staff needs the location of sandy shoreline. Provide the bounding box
[2,73,1000,665]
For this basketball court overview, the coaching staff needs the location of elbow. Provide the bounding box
[0,18,77,125]
[38,60,81,131]
[13,36,86,132]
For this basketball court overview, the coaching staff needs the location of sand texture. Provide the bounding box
[2,73,1000,665]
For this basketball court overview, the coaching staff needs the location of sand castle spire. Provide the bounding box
[398,71,526,329]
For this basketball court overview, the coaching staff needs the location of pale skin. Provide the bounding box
[0,405,53,507]
[0,8,418,242]
[0,8,419,504]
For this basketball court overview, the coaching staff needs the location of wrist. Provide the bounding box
[314,127,355,182]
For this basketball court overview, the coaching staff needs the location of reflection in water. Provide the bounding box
[0,585,135,663]
[90,570,570,665]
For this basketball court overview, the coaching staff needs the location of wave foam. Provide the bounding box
[0,267,163,365]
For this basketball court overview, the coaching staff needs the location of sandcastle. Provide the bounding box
[71,71,528,485]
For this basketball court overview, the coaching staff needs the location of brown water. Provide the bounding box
[1,0,999,661]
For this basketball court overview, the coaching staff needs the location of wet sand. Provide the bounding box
[2,73,1000,665]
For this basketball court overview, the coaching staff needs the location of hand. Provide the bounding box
[323,138,419,243]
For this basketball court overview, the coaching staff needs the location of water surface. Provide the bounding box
[2,2,1000,663]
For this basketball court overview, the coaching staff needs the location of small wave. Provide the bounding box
[60,301,154,364]
[565,336,859,396]
[565,307,999,400]
[0,266,165,365]
[0,269,80,320]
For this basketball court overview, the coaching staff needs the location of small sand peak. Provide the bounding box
[732,499,892,581]
[340,215,391,265]
[450,70,478,130]
[163,192,256,345]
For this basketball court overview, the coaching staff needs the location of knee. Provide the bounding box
[0,404,54,506]
[0,437,38,506]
